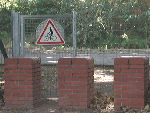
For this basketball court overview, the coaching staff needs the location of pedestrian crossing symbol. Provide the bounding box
[36,19,65,45]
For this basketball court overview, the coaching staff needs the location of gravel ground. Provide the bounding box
[94,66,114,96]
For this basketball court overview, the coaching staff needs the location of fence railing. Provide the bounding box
[1,48,150,65]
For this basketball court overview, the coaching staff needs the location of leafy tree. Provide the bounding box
[0,0,150,49]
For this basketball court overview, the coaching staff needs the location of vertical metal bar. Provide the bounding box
[20,16,24,57]
[72,11,77,57]
[18,13,21,57]
[12,10,20,57]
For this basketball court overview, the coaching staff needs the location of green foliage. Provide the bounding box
[0,0,150,49]
[0,7,11,47]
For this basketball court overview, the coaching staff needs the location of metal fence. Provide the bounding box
[0,10,150,99]
[11,11,75,98]
[11,10,76,57]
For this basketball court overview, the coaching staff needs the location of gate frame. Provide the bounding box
[11,10,77,57]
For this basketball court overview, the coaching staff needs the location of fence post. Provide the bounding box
[114,57,149,109]
[4,57,41,109]
[58,57,94,109]
[72,11,77,57]
[20,15,25,57]
[12,10,20,57]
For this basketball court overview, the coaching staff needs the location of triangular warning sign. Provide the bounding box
[36,19,65,45]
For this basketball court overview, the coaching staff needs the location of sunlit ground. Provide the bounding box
[94,67,114,83]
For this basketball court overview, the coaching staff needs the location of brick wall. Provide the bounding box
[4,58,41,109]
[58,57,94,109]
[114,57,149,109]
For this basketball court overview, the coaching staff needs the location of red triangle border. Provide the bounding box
[36,20,65,45]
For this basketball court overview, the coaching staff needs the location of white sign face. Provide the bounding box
[36,19,65,45]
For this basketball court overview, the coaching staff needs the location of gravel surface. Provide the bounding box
[94,66,114,96]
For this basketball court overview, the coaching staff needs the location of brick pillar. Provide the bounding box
[58,57,94,109]
[114,57,149,109]
[4,58,41,109]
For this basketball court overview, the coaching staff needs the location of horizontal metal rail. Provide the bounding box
[21,14,73,19]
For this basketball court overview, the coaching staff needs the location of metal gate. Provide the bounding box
[12,11,77,98]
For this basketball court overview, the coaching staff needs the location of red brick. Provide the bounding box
[114,57,149,110]
[19,73,33,77]
[130,73,144,77]
[5,100,33,106]
[129,81,144,86]
[23,81,33,85]
[4,58,18,64]
[58,90,72,94]
[4,65,18,70]
[72,58,89,64]
[116,76,144,82]
[19,58,34,64]
[114,85,121,89]
[136,69,145,73]
[129,58,146,65]
[114,58,129,65]
[17,65,34,69]
[5,83,34,89]
[58,58,72,65]
[114,73,129,77]
[72,89,87,94]
[5,69,34,73]
[115,81,129,85]
[5,97,33,101]
[114,93,121,98]
[114,69,121,73]
[122,94,139,98]
[72,65,89,69]
[71,73,90,77]
[121,69,137,73]
[79,102,88,107]
[114,65,129,69]
[122,101,145,109]
[58,65,90,70]
[4,57,41,109]
[58,57,94,109]
[129,65,145,69]
[68,93,88,98]
[58,73,72,77]
[5,76,33,81]
[72,98,88,102]
[57,65,72,69]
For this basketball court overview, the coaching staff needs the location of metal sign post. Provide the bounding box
[12,10,20,57]
[73,11,77,57]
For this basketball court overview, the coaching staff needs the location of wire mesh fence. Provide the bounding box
[41,65,57,98]
[24,15,73,49]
